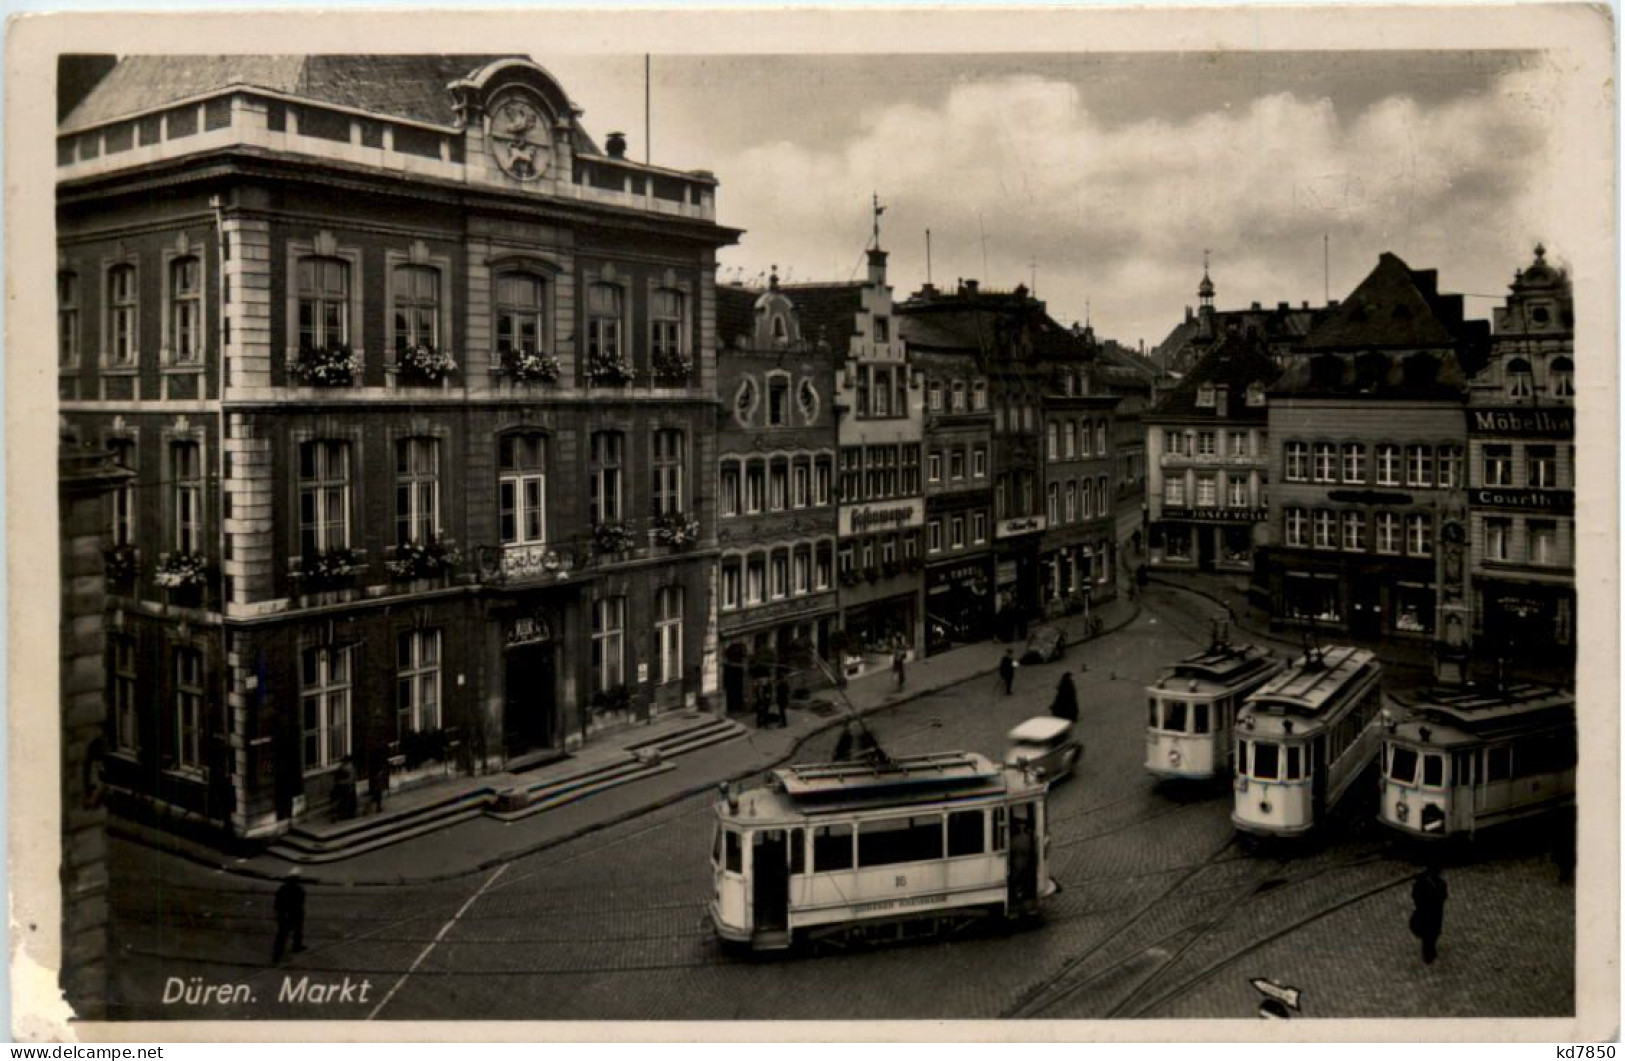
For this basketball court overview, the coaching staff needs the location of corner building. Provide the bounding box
[58,56,738,838]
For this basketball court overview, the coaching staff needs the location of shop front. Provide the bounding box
[1155,507,1265,572]
[925,555,993,654]
[1269,551,1437,641]
[1477,577,1575,663]
[993,516,1045,641]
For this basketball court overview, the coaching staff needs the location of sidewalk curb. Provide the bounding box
[110,600,1147,889]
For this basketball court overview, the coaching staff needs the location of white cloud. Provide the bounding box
[710,66,1558,345]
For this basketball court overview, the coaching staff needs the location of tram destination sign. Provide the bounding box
[1471,407,1574,438]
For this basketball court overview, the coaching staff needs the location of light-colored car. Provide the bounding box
[1004,716,1082,782]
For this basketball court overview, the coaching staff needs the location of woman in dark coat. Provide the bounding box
[1051,672,1079,722]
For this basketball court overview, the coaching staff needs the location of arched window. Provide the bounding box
[1505,358,1533,399]
[495,272,547,354]
[498,433,547,545]
[393,264,441,352]
[170,256,202,362]
[1551,356,1574,398]
[297,256,349,350]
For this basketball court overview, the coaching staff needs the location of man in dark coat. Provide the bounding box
[273,870,308,962]
[1051,672,1079,722]
[998,650,1017,695]
[1410,865,1449,964]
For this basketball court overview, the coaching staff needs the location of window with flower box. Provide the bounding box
[301,644,351,771]
[171,441,203,554]
[496,272,548,357]
[499,433,547,545]
[396,629,442,735]
[297,256,350,352]
[396,437,440,546]
[587,283,624,366]
[652,429,685,516]
[590,431,624,524]
[651,288,686,377]
[299,440,349,556]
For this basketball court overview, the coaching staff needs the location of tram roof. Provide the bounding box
[1154,643,1280,691]
[725,751,1041,817]
[1244,645,1379,716]
[1387,683,1575,741]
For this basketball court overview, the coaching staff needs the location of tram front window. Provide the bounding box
[1421,753,1445,788]
[1251,741,1280,780]
[1147,698,1158,728]
[1285,744,1302,780]
[1388,745,1418,785]
[711,824,722,865]
[1163,700,1188,733]
[1193,703,1210,734]
[724,829,742,874]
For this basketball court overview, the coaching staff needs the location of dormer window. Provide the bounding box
[1196,383,1216,408]
[1551,357,1574,398]
[1245,382,1266,407]
[771,315,788,345]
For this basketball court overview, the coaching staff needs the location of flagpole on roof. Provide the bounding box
[644,54,651,167]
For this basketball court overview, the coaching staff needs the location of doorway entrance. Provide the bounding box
[504,642,556,756]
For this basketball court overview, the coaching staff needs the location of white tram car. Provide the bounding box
[1232,645,1384,839]
[709,751,1056,951]
[1378,683,1576,840]
[1146,637,1284,782]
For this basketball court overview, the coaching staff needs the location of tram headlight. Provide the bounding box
[1259,801,1272,814]
[1396,801,1410,822]
[1168,749,1182,767]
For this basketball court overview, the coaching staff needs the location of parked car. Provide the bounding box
[1021,625,1067,664]
[1004,716,1083,782]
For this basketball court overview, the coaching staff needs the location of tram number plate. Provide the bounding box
[895,875,907,887]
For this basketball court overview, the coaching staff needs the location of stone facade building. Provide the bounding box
[58,55,738,837]
[1466,245,1576,671]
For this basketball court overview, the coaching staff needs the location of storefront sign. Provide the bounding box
[1469,488,1573,514]
[1160,507,1267,524]
[995,515,1047,538]
[1471,408,1574,438]
[996,560,1019,584]
[840,498,924,536]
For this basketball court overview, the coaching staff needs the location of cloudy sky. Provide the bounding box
[538,49,1569,348]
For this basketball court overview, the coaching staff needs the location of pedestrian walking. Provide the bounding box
[998,650,1017,695]
[331,757,357,821]
[1051,671,1079,722]
[272,870,307,962]
[892,647,907,689]
[833,721,856,761]
[774,675,791,728]
[1409,864,1449,964]
[367,747,389,816]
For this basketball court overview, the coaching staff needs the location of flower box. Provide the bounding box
[299,547,363,588]
[155,550,208,589]
[396,343,458,385]
[649,511,701,548]
[593,521,639,555]
[104,543,140,584]
[585,348,633,387]
[386,538,461,580]
[651,348,692,384]
[292,343,357,387]
[500,346,561,383]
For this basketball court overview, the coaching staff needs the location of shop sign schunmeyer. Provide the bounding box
[839,498,924,536]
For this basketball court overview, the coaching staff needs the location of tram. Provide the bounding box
[1378,683,1575,840]
[709,750,1056,952]
[1232,645,1384,839]
[1145,624,1285,782]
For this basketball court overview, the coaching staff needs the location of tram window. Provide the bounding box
[947,809,986,857]
[1388,746,1417,784]
[1452,750,1474,786]
[1193,703,1210,735]
[992,807,1008,851]
[1486,746,1513,783]
[1147,699,1158,728]
[1284,745,1302,781]
[1236,740,1248,775]
[711,825,721,865]
[1252,742,1280,780]
[1163,700,1187,733]
[858,815,944,867]
[1421,754,1445,788]
[812,824,853,872]
[724,829,742,874]
[790,828,805,875]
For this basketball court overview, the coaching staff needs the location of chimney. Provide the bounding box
[606,132,628,159]
[1302,301,1310,309]
[962,279,980,296]
[1251,301,1262,310]
[1277,302,1289,311]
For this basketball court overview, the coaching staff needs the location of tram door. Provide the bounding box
[1007,802,1040,911]
[752,830,789,933]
